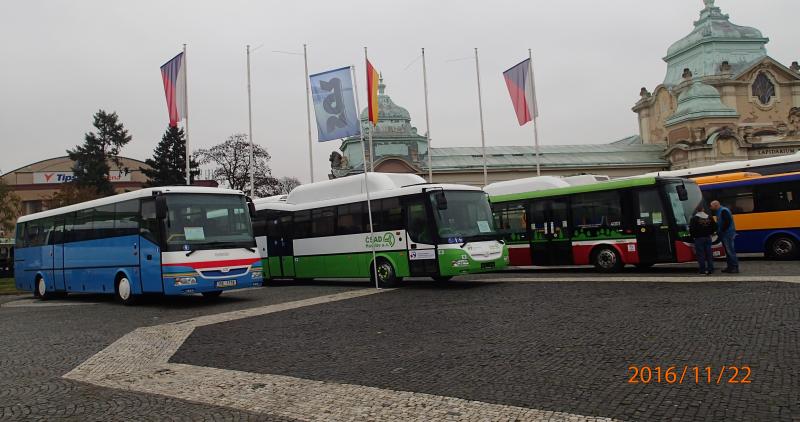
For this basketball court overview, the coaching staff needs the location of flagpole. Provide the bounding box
[475,48,487,186]
[183,43,191,186]
[529,49,541,176]
[364,47,375,172]
[303,44,315,183]
[422,47,433,183]
[246,44,255,196]
[352,65,380,290]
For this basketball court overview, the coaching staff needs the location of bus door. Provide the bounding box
[266,213,294,277]
[634,188,673,263]
[51,218,66,291]
[528,199,573,266]
[139,198,163,293]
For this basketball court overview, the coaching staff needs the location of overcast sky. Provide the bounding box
[1,0,797,183]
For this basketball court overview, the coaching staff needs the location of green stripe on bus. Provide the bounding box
[490,177,657,203]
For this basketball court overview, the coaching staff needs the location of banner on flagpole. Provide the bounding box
[160,52,187,127]
[309,66,360,142]
[503,58,538,126]
[366,59,380,125]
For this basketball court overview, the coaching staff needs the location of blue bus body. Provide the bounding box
[14,187,264,301]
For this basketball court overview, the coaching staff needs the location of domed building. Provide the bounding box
[633,0,800,169]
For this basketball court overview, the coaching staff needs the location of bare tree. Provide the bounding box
[194,134,272,194]
[0,176,21,237]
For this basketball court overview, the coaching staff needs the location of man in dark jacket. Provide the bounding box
[710,200,739,273]
[689,208,716,275]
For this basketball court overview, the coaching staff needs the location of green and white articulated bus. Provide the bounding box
[252,173,508,287]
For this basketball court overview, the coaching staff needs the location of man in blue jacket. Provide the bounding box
[710,200,739,273]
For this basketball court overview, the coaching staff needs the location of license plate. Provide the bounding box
[216,280,237,288]
[481,262,496,270]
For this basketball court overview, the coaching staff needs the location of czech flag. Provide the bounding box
[503,58,538,126]
[160,52,187,127]
[366,59,380,125]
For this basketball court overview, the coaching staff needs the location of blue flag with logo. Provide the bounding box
[309,66,360,142]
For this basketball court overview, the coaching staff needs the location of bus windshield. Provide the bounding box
[164,194,255,251]
[429,190,497,242]
[665,182,704,231]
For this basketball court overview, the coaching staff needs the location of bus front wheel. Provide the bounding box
[35,276,52,300]
[593,247,623,272]
[371,259,400,288]
[767,235,798,260]
[115,276,137,306]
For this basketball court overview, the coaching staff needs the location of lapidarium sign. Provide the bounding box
[755,148,799,156]
[33,171,131,184]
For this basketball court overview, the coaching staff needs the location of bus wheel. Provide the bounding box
[767,235,798,260]
[35,276,52,300]
[593,247,623,272]
[115,276,137,306]
[372,259,399,288]
[202,291,223,299]
[432,275,453,283]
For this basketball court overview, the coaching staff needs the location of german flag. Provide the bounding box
[366,59,379,125]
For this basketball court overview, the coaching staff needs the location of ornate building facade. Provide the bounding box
[633,0,800,169]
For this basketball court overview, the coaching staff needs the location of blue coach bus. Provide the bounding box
[14,187,264,304]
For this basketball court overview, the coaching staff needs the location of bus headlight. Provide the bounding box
[452,259,470,268]
[174,277,197,286]
[251,270,263,279]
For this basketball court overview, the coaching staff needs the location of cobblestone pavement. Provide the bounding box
[2,259,799,421]
[0,284,359,421]
[174,277,800,421]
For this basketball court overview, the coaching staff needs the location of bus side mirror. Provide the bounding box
[155,195,168,220]
[247,201,256,219]
[676,184,688,201]
[434,191,448,210]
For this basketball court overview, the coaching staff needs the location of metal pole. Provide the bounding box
[352,65,380,290]
[422,47,433,183]
[304,44,314,183]
[364,47,375,172]
[183,43,191,185]
[246,44,255,196]
[529,49,541,176]
[475,48,487,186]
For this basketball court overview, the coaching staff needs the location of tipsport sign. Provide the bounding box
[33,171,132,184]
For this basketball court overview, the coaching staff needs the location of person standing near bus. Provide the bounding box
[689,207,716,275]
[710,200,739,273]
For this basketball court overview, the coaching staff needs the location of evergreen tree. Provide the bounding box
[142,126,198,187]
[0,176,21,237]
[67,110,132,196]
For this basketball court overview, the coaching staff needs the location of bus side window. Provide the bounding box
[293,210,311,239]
[754,182,799,212]
[115,200,140,237]
[94,205,116,239]
[140,199,160,244]
[336,203,366,235]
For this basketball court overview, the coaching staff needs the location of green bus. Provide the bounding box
[253,173,508,287]
[486,175,712,271]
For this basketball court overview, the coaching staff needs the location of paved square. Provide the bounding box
[172,281,800,421]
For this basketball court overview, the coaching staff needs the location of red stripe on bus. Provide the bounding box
[162,258,260,269]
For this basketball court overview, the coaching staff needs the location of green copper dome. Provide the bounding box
[664,81,738,127]
[663,0,768,86]
[359,77,411,121]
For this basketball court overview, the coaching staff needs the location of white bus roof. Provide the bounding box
[255,173,483,211]
[17,186,245,224]
[484,176,570,197]
[646,152,800,178]
[287,173,427,205]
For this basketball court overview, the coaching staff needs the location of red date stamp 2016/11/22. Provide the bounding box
[627,365,752,385]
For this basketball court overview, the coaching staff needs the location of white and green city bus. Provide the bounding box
[252,173,508,287]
